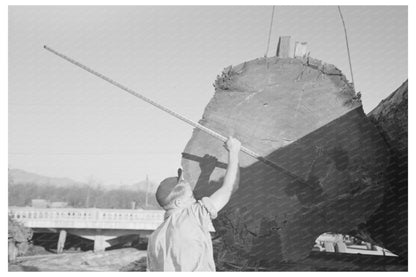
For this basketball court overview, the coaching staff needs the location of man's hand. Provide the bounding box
[224,136,241,155]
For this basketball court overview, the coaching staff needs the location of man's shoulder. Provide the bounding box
[194,197,218,219]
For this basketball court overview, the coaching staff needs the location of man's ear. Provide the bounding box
[174,198,182,207]
[178,168,184,182]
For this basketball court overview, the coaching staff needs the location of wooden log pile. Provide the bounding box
[8,216,33,262]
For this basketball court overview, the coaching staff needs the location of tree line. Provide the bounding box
[8,182,161,210]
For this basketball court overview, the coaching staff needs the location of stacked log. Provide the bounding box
[182,56,392,267]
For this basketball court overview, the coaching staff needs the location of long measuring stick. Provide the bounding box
[44,45,309,184]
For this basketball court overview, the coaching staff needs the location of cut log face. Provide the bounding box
[182,56,391,265]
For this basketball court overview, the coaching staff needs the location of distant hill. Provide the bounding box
[9,168,159,192]
[8,168,83,187]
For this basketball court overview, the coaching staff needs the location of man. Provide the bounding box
[147,136,241,271]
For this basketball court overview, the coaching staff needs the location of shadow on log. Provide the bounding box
[184,106,389,267]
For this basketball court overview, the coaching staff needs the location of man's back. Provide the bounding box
[147,197,217,271]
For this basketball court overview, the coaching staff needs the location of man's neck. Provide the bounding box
[164,198,196,218]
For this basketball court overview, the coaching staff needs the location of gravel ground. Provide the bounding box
[8,248,147,271]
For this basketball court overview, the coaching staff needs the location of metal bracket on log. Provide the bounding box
[294,41,308,58]
[276,36,291,58]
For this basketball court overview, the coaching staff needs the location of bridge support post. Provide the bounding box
[94,229,109,252]
[57,229,67,254]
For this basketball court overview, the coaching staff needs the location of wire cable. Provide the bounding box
[337,6,355,89]
[264,6,276,58]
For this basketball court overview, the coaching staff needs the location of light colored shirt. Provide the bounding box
[147,197,218,271]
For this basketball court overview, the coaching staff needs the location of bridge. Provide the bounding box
[9,207,165,252]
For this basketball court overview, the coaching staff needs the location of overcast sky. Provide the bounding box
[9,6,407,187]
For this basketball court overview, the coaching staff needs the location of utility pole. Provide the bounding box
[145,175,149,208]
[86,186,90,208]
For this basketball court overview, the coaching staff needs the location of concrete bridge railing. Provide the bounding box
[8,207,165,230]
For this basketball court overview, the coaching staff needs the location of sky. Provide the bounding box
[8,5,408,187]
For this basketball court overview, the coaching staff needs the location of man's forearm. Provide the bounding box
[222,152,239,191]
[209,151,239,212]
[208,137,241,212]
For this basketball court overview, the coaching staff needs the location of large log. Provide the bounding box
[181,56,391,267]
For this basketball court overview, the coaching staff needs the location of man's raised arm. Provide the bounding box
[209,136,241,212]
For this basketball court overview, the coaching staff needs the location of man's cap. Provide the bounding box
[156,168,184,207]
